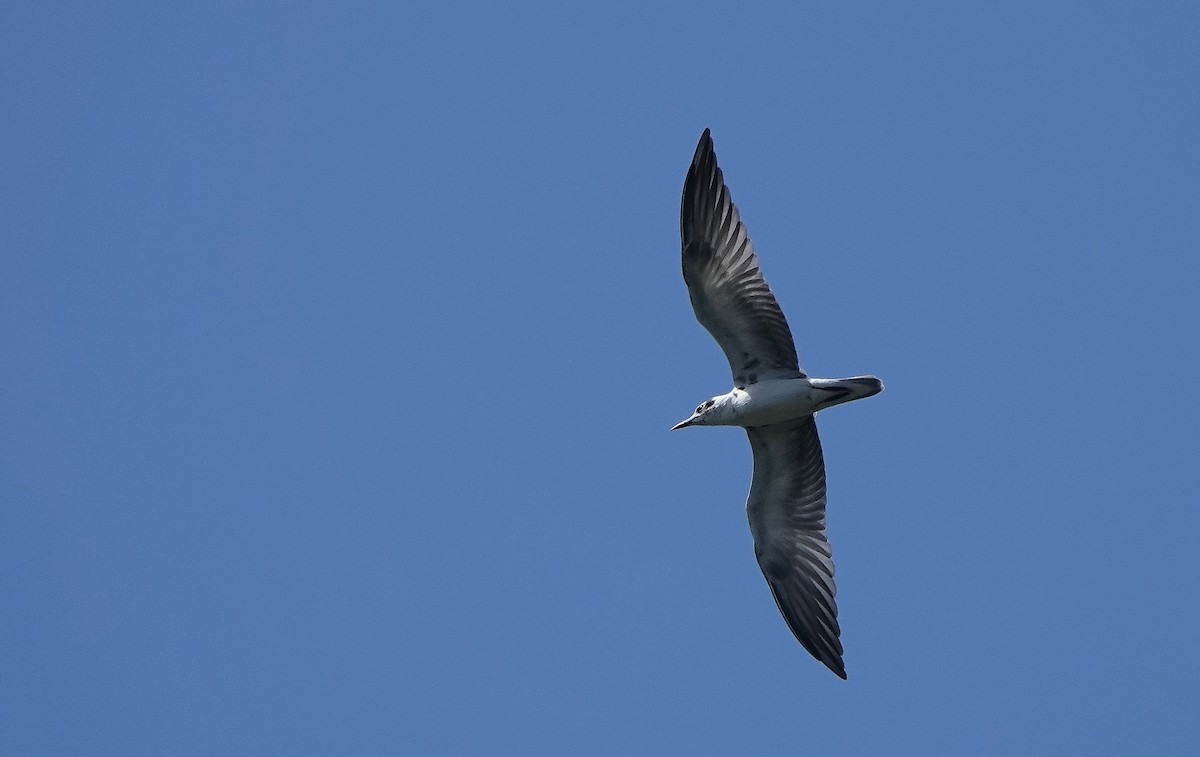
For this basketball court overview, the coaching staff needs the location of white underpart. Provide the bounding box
[722,378,829,427]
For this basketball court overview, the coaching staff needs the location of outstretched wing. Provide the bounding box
[681,129,804,386]
[746,417,844,678]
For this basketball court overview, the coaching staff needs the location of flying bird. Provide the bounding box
[673,129,882,679]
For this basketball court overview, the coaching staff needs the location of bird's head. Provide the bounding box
[671,395,729,430]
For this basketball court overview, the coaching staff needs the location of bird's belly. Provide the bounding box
[733,380,820,427]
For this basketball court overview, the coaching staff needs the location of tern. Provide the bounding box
[672,129,882,679]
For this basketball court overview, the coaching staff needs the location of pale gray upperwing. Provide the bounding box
[681,129,804,386]
[746,416,844,678]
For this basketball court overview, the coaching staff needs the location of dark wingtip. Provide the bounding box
[692,128,713,163]
[820,653,847,680]
[683,129,721,240]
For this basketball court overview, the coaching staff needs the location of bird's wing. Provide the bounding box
[681,129,804,386]
[746,417,844,678]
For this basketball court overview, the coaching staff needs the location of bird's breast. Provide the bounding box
[731,379,821,427]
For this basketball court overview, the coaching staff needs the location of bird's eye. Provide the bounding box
[696,405,704,414]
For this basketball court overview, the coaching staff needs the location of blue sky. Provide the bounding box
[3,2,1199,754]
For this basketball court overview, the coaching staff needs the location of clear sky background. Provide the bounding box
[3,2,1199,755]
